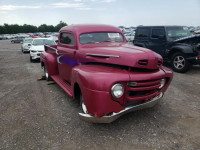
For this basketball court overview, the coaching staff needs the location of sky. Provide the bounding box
[0,0,200,27]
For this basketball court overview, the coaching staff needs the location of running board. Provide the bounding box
[51,75,73,98]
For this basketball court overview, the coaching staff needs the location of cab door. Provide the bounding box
[148,28,167,56]
[57,32,77,83]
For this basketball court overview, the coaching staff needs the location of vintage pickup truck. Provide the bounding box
[40,24,173,123]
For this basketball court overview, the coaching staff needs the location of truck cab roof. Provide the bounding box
[60,24,123,35]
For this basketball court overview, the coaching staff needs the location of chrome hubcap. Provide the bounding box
[81,101,88,114]
[44,67,48,79]
[45,72,48,79]
[173,56,185,69]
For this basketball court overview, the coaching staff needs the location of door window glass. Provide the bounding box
[136,28,150,38]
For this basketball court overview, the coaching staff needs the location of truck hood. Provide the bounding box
[30,45,45,51]
[78,43,163,70]
[173,34,200,43]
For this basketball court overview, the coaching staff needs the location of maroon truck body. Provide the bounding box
[40,24,173,123]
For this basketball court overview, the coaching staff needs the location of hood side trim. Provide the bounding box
[86,53,120,58]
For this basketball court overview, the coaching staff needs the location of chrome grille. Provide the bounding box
[125,79,161,102]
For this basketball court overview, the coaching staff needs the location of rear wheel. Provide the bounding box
[43,65,52,81]
[171,52,190,73]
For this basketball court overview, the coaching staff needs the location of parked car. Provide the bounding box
[29,38,56,62]
[49,33,59,43]
[124,32,135,42]
[133,26,200,73]
[21,38,33,53]
[0,34,9,40]
[194,30,200,34]
[40,24,173,123]
[11,37,24,43]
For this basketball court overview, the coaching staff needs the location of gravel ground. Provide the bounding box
[0,40,200,150]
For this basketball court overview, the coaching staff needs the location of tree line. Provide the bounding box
[0,21,67,34]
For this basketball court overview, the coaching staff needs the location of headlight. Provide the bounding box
[158,78,166,89]
[111,83,124,98]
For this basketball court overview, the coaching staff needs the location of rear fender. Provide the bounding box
[40,52,58,76]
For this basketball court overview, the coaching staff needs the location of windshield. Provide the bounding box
[166,27,192,39]
[32,39,55,45]
[79,32,124,44]
[24,39,33,43]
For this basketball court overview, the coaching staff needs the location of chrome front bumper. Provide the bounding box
[79,92,163,123]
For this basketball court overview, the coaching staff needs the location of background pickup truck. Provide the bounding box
[40,24,173,123]
[133,26,200,73]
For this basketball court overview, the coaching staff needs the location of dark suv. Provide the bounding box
[133,26,200,73]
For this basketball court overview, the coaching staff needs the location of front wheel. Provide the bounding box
[171,52,190,73]
[80,94,88,114]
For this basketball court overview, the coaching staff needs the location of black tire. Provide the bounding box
[80,93,88,114]
[30,56,33,62]
[171,52,191,73]
[44,65,52,81]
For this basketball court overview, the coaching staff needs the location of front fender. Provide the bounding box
[170,44,193,54]
[71,64,130,92]
[71,65,127,117]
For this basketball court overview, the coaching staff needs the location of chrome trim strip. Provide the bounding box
[86,53,120,58]
[79,92,163,123]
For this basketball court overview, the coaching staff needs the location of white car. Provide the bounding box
[29,38,56,62]
[48,33,59,43]
[21,38,33,53]
[124,32,135,42]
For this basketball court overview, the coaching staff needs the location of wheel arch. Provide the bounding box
[73,82,81,101]
[168,44,193,59]
[41,61,44,68]
[168,48,183,60]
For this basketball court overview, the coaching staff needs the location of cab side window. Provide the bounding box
[151,29,165,38]
[60,33,75,45]
[136,28,150,38]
